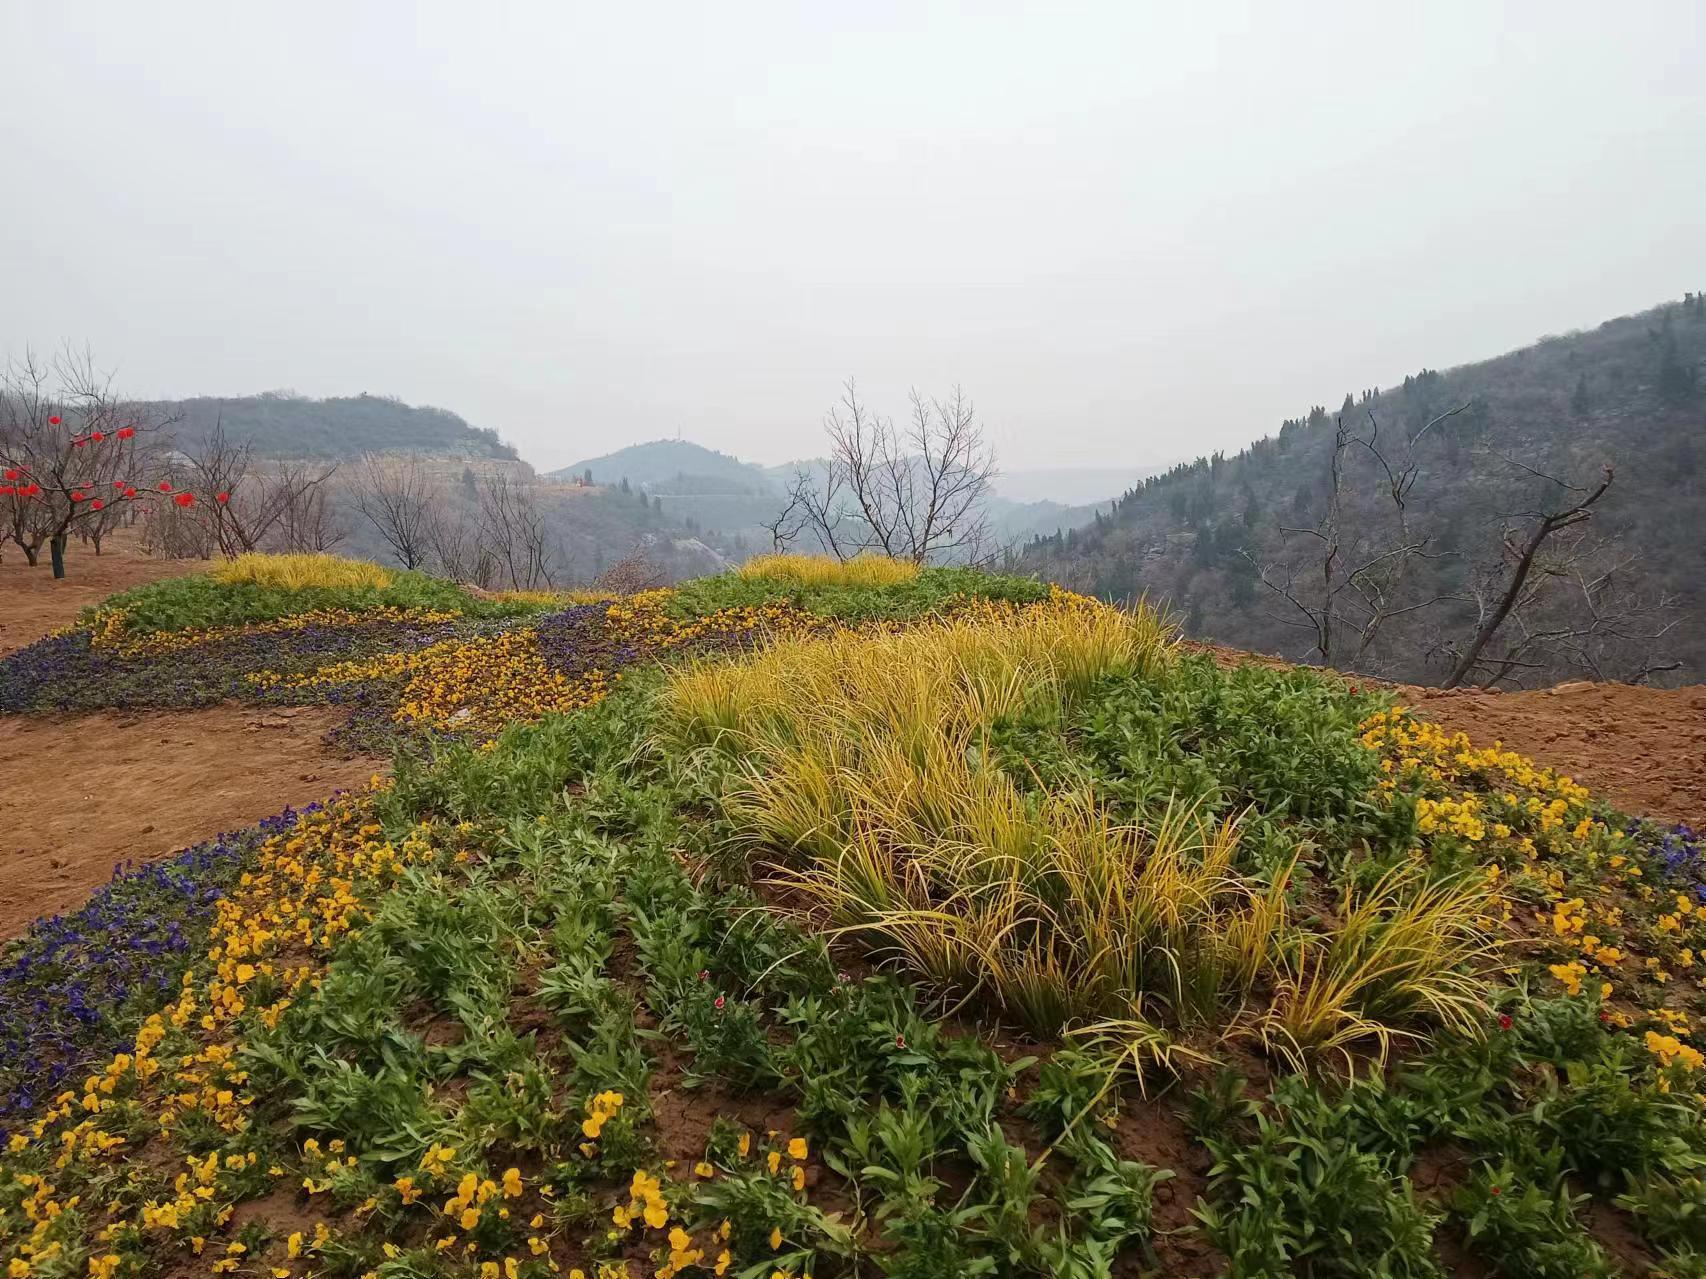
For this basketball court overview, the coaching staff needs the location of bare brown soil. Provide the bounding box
[1398,681,1706,827]
[0,532,195,656]
[0,704,382,936]
[0,536,384,937]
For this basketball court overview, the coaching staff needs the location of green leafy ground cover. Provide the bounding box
[2,558,1704,1279]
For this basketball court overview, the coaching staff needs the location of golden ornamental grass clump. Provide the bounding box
[666,594,1497,1071]
[736,552,920,589]
[211,552,394,592]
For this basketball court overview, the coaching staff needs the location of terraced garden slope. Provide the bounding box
[2,553,1705,1278]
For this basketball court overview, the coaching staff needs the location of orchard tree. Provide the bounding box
[0,347,179,577]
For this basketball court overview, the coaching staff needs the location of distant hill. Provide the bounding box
[1021,294,1706,686]
[152,391,519,461]
[552,438,1124,555]
[550,440,772,493]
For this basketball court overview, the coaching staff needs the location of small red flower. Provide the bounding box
[895,1033,906,1049]
[697,969,709,982]
[1348,684,1359,694]
[1490,1186,1502,1196]
[713,995,726,1010]
[215,491,230,504]
[1599,1010,1611,1023]
[158,481,173,492]
[91,498,104,511]
[174,491,195,507]
[48,415,61,425]
[1498,1013,1513,1031]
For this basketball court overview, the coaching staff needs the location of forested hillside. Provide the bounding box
[1022,295,1706,686]
[151,391,519,460]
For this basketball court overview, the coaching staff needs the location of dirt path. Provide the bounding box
[1,538,385,936]
[0,534,194,656]
[0,705,383,935]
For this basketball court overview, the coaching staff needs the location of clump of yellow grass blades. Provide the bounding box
[666,596,1499,1072]
[736,551,920,588]
[210,551,393,591]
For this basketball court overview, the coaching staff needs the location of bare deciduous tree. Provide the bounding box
[1246,406,1679,686]
[350,454,435,569]
[422,505,496,586]
[1438,462,1677,687]
[476,473,555,589]
[175,423,342,558]
[1245,405,1467,666]
[770,380,998,564]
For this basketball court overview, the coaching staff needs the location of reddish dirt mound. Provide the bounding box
[1400,681,1706,828]
[0,534,195,656]
[0,705,382,937]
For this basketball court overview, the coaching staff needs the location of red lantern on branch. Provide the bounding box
[158,481,173,493]
[215,491,230,504]
[173,492,195,508]
[47,415,61,426]
[116,426,135,440]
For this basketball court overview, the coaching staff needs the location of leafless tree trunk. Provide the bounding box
[772,379,998,564]
[350,454,435,568]
[1441,462,1626,687]
[1246,405,1465,667]
[178,423,340,557]
[476,473,555,589]
[273,461,346,552]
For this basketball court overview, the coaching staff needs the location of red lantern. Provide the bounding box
[158,481,173,493]
[91,498,104,511]
[116,426,135,440]
[24,483,40,497]
[174,491,195,507]
[0,485,13,496]
[216,491,230,504]
[90,431,104,442]
[3,469,16,482]
[114,479,126,489]
[48,415,61,426]
[124,486,137,498]
[73,439,86,449]
[71,490,86,502]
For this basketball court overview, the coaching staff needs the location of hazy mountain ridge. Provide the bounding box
[1021,295,1706,684]
[551,438,1126,554]
[147,391,520,462]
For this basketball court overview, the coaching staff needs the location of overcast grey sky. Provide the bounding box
[3,2,1701,474]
